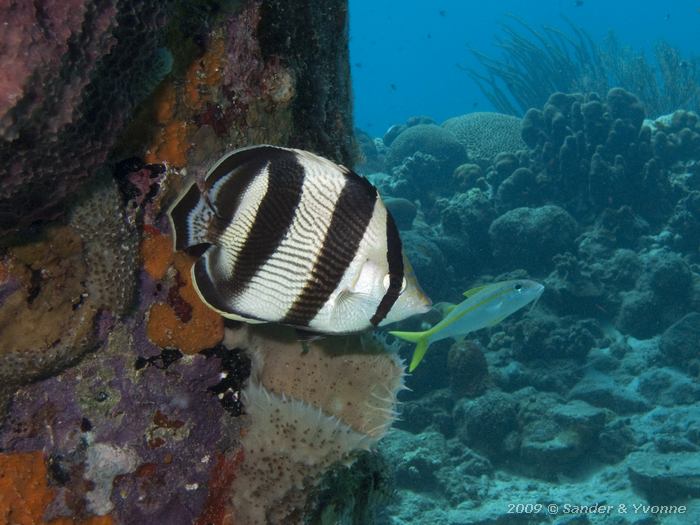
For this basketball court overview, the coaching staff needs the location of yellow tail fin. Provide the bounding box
[388,330,431,372]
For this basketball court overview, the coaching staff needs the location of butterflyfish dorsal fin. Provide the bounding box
[463,284,489,298]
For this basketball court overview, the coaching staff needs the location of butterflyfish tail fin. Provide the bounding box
[388,330,431,372]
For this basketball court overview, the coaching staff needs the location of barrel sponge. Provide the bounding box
[386,124,468,173]
[231,382,373,524]
[226,325,405,439]
[442,112,526,166]
[224,325,405,524]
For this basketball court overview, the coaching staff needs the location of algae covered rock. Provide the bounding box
[453,390,518,457]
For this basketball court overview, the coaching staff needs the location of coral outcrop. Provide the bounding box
[386,124,468,187]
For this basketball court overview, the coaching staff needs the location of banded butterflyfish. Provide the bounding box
[168,145,432,335]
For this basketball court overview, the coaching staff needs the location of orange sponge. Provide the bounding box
[0,451,54,525]
[146,252,223,354]
[141,231,174,281]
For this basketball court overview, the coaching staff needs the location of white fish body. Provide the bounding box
[168,145,431,335]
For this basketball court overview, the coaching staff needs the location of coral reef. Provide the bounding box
[355,85,700,524]
[520,89,668,222]
[489,205,579,271]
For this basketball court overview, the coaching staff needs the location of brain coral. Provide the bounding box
[386,124,468,181]
[443,112,526,167]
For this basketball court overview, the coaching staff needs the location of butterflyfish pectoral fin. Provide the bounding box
[333,289,377,325]
[463,284,488,298]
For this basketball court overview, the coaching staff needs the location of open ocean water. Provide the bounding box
[350,1,700,523]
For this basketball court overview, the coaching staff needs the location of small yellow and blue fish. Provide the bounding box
[390,279,544,372]
[168,145,432,335]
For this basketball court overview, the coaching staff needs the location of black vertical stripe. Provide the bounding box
[224,152,306,298]
[169,146,293,250]
[370,210,404,326]
[282,174,378,327]
[169,181,207,250]
[209,147,297,235]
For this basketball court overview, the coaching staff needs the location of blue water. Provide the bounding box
[351,0,700,135]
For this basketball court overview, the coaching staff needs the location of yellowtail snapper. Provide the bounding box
[390,280,544,372]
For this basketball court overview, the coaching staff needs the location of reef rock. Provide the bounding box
[627,451,700,504]
[659,312,700,368]
[488,205,578,271]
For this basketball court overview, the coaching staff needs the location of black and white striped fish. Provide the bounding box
[168,145,431,334]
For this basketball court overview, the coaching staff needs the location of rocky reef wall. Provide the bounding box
[0,2,370,524]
